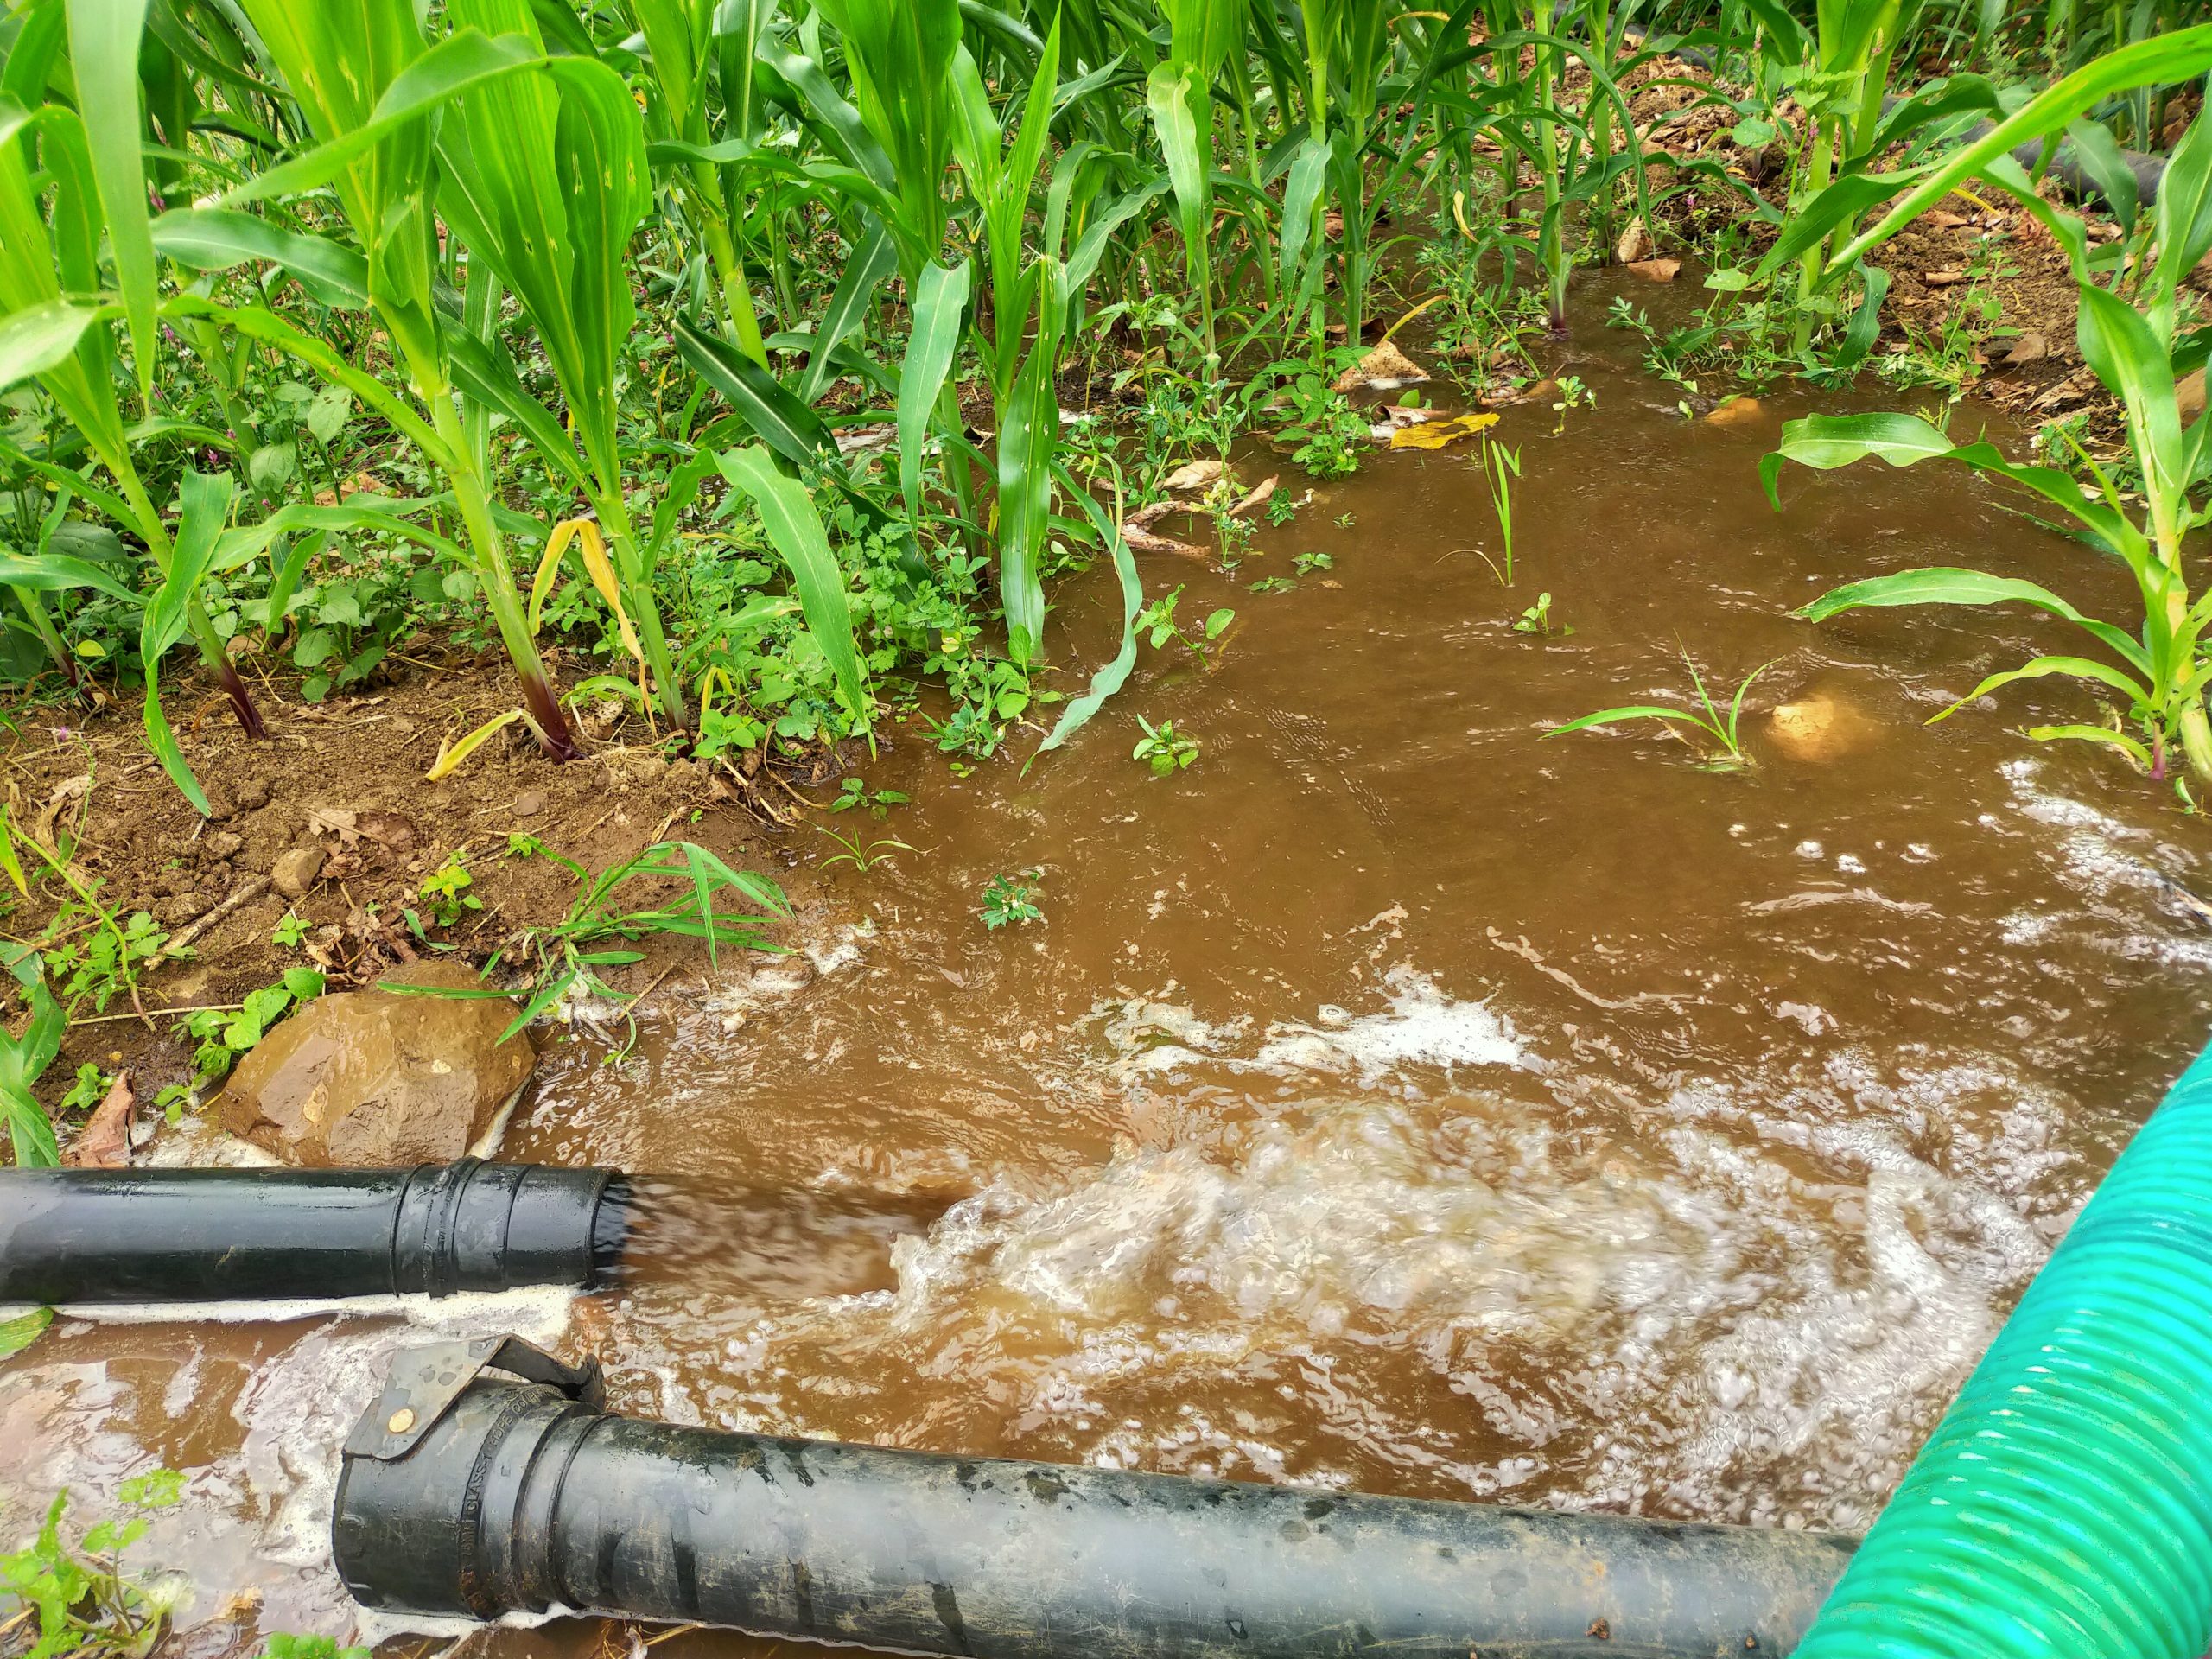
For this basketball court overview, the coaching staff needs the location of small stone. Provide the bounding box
[235,778,272,811]
[271,845,327,899]
[2003,331,2048,367]
[217,961,537,1166]
[512,791,546,818]
[1768,692,1879,762]
[1705,395,1764,426]
[201,830,245,861]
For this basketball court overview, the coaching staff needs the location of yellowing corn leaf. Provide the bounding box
[428,709,526,782]
[1389,411,1499,451]
[531,517,645,664]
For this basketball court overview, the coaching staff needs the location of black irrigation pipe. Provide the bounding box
[334,1337,1859,1659]
[0,1160,627,1304]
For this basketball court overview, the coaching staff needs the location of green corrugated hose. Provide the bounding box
[1794,1040,2212,1657]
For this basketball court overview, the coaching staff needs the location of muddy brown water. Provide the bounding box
[9,276,2212,1655]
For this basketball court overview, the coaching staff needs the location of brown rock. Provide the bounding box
[1767,691,1880,762]
[1705,395,1764,427]
[2004,332,2048,367]
[216,962,535,1166]
[234,778,272,811]
[272,844,327,899]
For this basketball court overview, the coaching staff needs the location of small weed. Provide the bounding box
[1266,490,1300,527]
[830,779,910,817]
[1,1470,187,1659]
[181,969,327,1090]
[418,855,481,930]
[270,910,308,950]
[1294,550,1333,575]
[1514,593,1571,637]
[0,946,64,1165]
[1249,575,1298,594]
[1549,375,1593,435]
[1133,716,1200,776]
[1137,588,1236,666]
[58,1063,110,1115]
[981,869,1045,930]
[1476,439,1522,586]
[817,825,915,874]
[1550,650,1770,770]
[262,1638,371,1659]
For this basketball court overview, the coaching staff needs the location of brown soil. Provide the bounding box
[2,645,850,1160]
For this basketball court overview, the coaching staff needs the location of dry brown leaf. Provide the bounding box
[1626,258,1681,283]
[1923,209,1971,230]
[69,1072,133,1169]
[1922,268,1969,287]
[1122,524,1205,558]
[1162,458,1226,493]
[1332,339,1429,395]
[1227,475,1280,519]
[1615,219,1652,264]
[308,806,360,846]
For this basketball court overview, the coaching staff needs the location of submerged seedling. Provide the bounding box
[1514,593,1571,638]
[817,825,916,874]
[1477,439,1522,586]
[981,869,1046,931]
[1133,716,1200,775]
[1549,652,1770,769]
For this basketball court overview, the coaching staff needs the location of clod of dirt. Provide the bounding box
[1332,339,1428,396]
[512,790,546,818]
[215,961,535,1166]
[1626,258,1681,283]
[1705,395,1764,427]
[271,845,327,899]
[1767,693,1879,763]
[2003,332,2049,368]
[201,830,245,862]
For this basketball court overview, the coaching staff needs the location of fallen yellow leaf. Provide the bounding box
[1389,410,1499,450]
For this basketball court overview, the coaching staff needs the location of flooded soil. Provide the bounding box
[9,273,2212,1655]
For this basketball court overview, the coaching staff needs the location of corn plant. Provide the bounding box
[0,70,266,808]
[202,0,583,758]
[1764,35,2212,781]
[1549,652,1770,770]
[435,0,687,727]
[1147,0,1244,368]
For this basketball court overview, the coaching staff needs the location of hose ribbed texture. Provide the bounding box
[1795,1042,2212,1658]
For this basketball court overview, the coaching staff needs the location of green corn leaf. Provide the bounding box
[677,313,836,471]
[713,444,869,734]
[897,257,969,524]
[0,299,106,395]
[1278,134,1329,299]
[138,468,232,817]
[221,28,544,207]
[66,0,158,403]
[993,260,1064,664]
[150,207,370,309]
[1931,655,2151,724]
[1033,461,1143,761]
[2076,283,2183,512]
[2154,104,2212,297]
[0,1306,53,1356]
[0,549,143,605]
[800,213,896,405]
[2023,724,2157,768]
[1799,566,2147,677]
[1547,706,1720,740]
